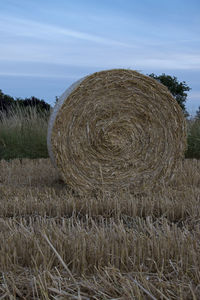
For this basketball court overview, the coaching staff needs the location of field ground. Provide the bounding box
[0,158,200,299]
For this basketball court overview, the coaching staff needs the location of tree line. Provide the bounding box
[0,90,51,117]
[0,73,200,119]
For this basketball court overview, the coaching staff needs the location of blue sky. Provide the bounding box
[0,0,199,115]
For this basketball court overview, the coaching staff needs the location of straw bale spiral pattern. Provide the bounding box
[47,69,187,194]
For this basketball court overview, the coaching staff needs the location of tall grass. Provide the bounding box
[185,118,200,159]
[0,104,50,160]
[0,104,200,160]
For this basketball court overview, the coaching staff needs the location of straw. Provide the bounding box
[47,69,187,195]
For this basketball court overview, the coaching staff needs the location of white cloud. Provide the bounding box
[0,14,200,75]
[127,54,200,70]
[0,71,79,79]
[0,15,130,47]
[1,39,200,72]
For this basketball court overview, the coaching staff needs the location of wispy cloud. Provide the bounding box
[1,13,200,74]
[0,0,199,113]
[0,15,130,47]
[0,71,79,79]
[130,55,200,70]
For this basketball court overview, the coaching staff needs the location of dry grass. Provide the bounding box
[0,158,200,299]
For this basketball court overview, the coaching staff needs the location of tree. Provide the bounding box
[148,73,191,117]
[0,89,15,114]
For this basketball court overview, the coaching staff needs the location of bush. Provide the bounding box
[185,119,200,159]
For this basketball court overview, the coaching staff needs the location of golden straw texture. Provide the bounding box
[47,69,187,195]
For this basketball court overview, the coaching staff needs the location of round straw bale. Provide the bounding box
[47,69,187,195]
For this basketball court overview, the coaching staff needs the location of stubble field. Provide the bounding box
[0,157,200,299]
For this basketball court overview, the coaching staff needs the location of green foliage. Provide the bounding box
[148,73,191,117]
[185,119,200,159]
[0,105,49,160]
[0,89,15,115]
[15,96,51,114]
[0,89,51,119]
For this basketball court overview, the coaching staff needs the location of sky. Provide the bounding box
[0,0,200,116]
